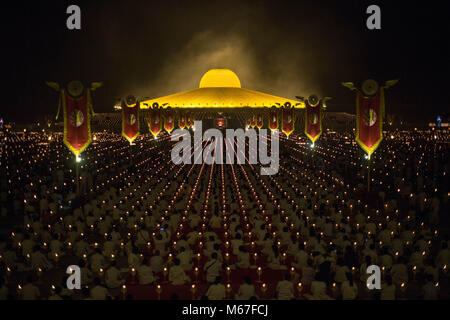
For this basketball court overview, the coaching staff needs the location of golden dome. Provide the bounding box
[199,69,241,88]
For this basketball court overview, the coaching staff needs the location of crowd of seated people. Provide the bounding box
[0,127,448,300]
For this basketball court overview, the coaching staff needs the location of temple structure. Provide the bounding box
[140,69,304,109]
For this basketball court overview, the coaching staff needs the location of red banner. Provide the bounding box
[246,117,252,127]
[281,108,294,138]
[122,100,140,144]
[250,113,256,128]
[178,112,186,129]
[305,100,322,144]
[356,89,384,158]
[186,112,192,128]
[164,109,175,133]
[256,113,263,129]
[62,89,92,156]
[268,108,278,131]
[149,108,162,137]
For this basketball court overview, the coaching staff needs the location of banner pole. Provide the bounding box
[75,156,80,196]
[367,154,371,192]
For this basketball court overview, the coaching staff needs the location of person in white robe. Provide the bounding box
[205,276,226,300]
[236,246,250,269]
[380,276,396,300]
[90,278,111,300]
[235,276,256,300]
[105,261,125,289]
[169,258,190,285]
[177,246,193,271]
[204,252,223,284]
[341,273,358,300]
[276,273,295,300]
[137,261,155,285]
[150,250,163,274]
[21,281,40,300]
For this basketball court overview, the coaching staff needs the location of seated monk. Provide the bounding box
[169,258,190,285]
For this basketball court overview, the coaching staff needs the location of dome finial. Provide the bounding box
[199,69,241,88]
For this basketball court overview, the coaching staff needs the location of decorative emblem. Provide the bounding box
[361,79,379,96]
[70,110,84,127]
[309,113,318,125]
[67,81,84,98]
[363,108,377,126]
[127,114,136,125]
[308,94,319,107]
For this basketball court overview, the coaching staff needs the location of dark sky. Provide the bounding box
[2,0,449,124]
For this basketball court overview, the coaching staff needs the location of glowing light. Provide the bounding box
[199,69,241,88]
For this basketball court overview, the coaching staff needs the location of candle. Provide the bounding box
[226,283,232,297]
[400,282,406,293]
[297,282,302,293]
[194,267,199,282]
[290,267,295,278]
[261,283,267,295]
[156,284,162,300]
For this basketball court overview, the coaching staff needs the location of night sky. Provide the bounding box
[2,0,449,124]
